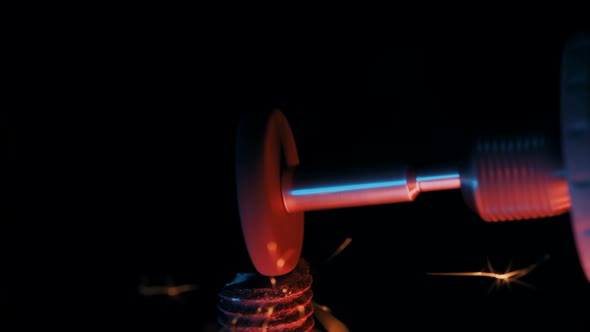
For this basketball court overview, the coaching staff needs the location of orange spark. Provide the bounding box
[138,283,198,297]
[312,301,350,332]
[427,255,549,292]
[322,237,352,264]
[138,276,199,297]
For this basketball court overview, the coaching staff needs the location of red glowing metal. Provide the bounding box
[466,136,571,222]
[235,110,304,277]
[217,259,314,332]
[217,295,314,332]
[236,36,590,283]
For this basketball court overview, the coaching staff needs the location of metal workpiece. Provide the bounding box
[235,32,590,281]
[281,165,462,213]
[560,32,590,283]
[281,165,419,213]
[461,135,571,222]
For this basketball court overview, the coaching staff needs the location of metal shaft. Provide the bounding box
[282,164,461,213]
[281,135,571,221]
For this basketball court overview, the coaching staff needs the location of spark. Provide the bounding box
[427,255,549,292]
[215,238,354,331]
[297,305,306,315]
[138,275,199,297]
[322,237,352,264]
[312,301,350,332]
[261,306,275,332]
[138,283,198,297]
[307,239,353,331]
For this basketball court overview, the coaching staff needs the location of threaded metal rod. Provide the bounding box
[461,135,571,222]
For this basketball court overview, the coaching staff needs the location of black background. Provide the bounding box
[25,27,590,330]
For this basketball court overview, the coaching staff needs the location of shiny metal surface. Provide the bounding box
[461,135,571,222]
[235,110,304,276]
[282,165,419,213]
[560,32,590,283]
[235,33,590,281]
[282,165,461,213]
